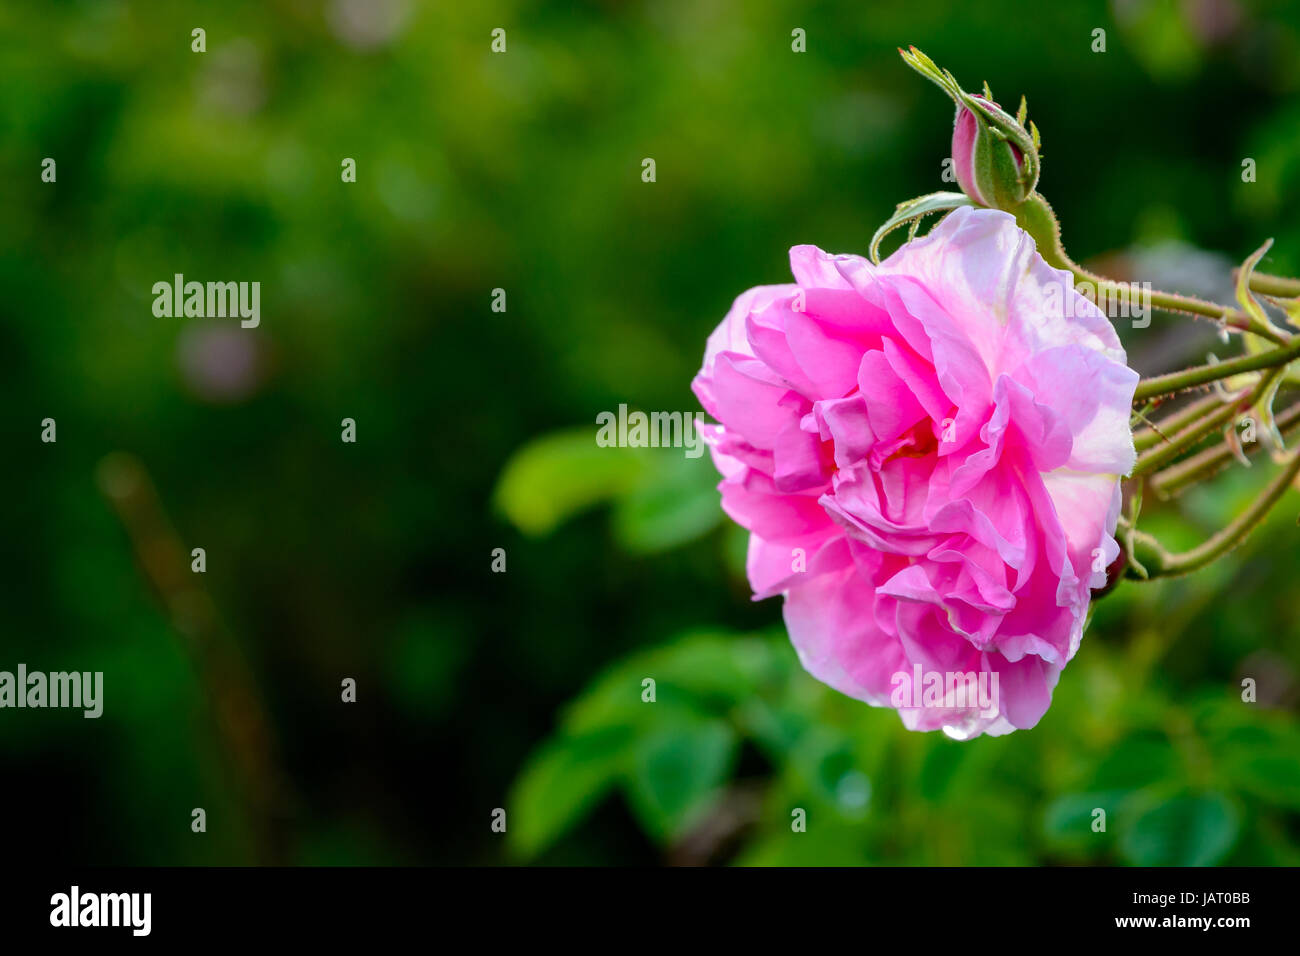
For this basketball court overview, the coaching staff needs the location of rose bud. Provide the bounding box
[901,46,1041,210]
[951,93,1039,208]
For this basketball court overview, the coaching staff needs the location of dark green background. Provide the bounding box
[3,0,1299,865]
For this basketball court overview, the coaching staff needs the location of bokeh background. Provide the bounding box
[3,0,1300,866]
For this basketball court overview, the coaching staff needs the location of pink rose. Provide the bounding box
[692,207,1137,738]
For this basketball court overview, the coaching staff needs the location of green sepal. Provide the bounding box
[869,191,974,264]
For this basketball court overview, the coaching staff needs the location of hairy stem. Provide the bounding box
[1132,370,1281,477]
[1241,270,1300,299]
[1015,193,1288,345]
[1133,393,1232,453]
[1133,449,1300,577]
[1151,400,1300,497]
[1133,340,1300,402]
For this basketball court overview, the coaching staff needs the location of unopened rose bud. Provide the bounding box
[952,95,1035,207]
[949,93,1039,208]
[901,47,1041,210]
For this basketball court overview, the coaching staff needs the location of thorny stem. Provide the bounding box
[1133,341,1300,402]
[1010,192,1300,578]
[1129,448,1300,577]
[1241,270,1300,299]
[894,48,1300,583]
[1134,393,1232,453]
[1016,193,1290,346]
[1131,369,1283,477]
[1151,400,1300,498]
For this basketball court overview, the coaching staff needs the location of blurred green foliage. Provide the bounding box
[503,453,1300,866]
[2,0,1300,865]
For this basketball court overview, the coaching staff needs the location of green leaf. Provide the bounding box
[493,428,646,535]
[561,632,768,736]
[1229,751,1300,809]
[1042,791,1127,852]
[1089,732,1180,791]
[1274,295,1300,329]
[495,427,724,552]
[1236,239,1277,331]
[647,631,771,704]
[869,192,973,263]
[1114,0,1203,81]
[1119,792,1240,866]
[508,725,635,860]
[787,727,871,819]
[941,792,1035,865]
[1238,239,1297,386]
[722,521,749,582]
[733,823,869,866]
[509,634,783,856]
[737,697,810,759]
[560,661,664,737]
[611,451,722,554]
[1206,721,1300,810]
[625,718,738,842]
[918,738,971,801]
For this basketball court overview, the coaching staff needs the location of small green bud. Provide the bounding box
[900,46,1040,209]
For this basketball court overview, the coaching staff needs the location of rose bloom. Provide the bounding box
[692,207,1137,738]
